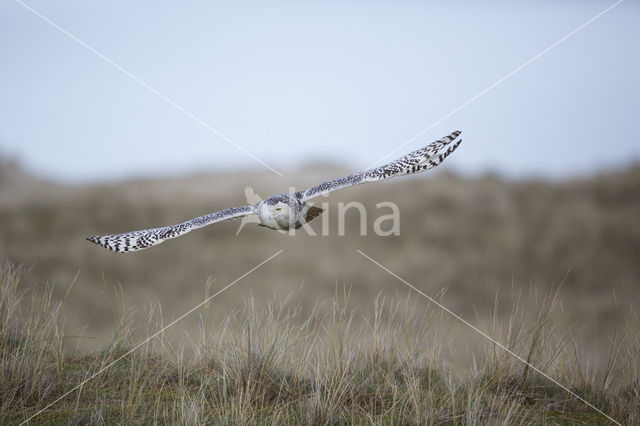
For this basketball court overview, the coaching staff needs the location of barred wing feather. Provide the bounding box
[87,205,256,253]
[300,130,462,201]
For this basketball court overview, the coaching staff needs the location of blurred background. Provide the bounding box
[1,1,639,370]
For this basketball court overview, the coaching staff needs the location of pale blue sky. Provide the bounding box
[1,1,638,182]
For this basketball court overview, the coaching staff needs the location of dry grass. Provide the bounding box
[1,262,638,425]
[1,161,640,423]
[1,163,639,358]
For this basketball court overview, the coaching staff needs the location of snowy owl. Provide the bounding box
[87,130,462,252]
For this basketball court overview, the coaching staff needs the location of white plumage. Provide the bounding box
[88,130,462,252]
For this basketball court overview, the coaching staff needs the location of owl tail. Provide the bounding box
[305,206,325,223]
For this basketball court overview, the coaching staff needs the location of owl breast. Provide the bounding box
[257,196,299,230]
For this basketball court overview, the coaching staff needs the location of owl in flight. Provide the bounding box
[88,131,462,252]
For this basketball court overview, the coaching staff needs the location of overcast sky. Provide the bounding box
[1,1,638,183]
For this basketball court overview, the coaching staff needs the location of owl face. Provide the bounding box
[257,195,298,230]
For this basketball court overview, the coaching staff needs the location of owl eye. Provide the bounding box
[275,208,282,211]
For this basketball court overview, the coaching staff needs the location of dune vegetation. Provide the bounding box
[1,161,640,423]
[1,262,638,425]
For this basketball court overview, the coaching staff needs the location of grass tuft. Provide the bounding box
[1,261,637,424]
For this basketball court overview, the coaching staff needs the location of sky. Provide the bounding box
[0,0,639,183]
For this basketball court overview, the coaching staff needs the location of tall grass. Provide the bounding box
[2,163,639,356]
[0,261,637,424]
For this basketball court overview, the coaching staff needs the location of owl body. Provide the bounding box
[257,193,323,230]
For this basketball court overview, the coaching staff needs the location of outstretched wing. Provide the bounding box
[300,130,462,201]
[87,205,256,253]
